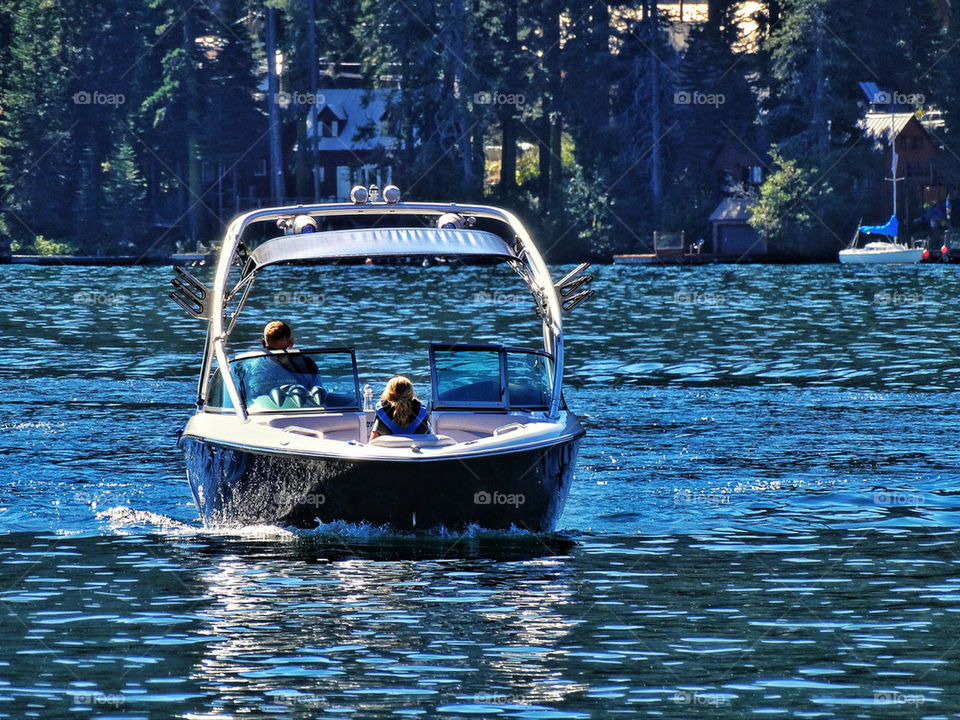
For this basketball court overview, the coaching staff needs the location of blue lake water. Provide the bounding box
[2,262,960,717]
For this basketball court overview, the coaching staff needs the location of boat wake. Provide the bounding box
[97,506,576,558]
[97,506,295,540]
[97,506,200,534]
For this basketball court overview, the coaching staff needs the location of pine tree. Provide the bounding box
[61,0,152,252]
[355,0,485,200]
[668,2,758,235]
[602,7,680,244]
[0,0,14,249]
[141,0,261,247]
[764,0,941,158]
[930,2,960,200]
[558,3,622,256]
[0,0,77,248]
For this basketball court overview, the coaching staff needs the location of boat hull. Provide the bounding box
[179,436,581,532]
[838,247,923,264]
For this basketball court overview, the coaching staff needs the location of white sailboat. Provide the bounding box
[839,111,924,264]
[838,215,922,264]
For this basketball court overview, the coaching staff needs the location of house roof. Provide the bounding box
[307,88,395,152]
[709,197,755,223]
[860,111,918,145]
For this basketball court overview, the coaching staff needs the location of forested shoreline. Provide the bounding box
[1,1,958,261]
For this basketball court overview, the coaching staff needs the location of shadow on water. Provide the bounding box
[195,528,578,562]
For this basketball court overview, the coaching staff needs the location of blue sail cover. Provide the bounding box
[859,215,898,237]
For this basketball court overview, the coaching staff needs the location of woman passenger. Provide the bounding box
[369,376,430,439]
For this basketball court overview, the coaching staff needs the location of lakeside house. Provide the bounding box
[182,87,396,224]
[613,196,765,264]
[859,83,950,232]
[860,111,947,226]
[304,89,396,201]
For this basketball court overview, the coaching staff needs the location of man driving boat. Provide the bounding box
[238,321,323,404]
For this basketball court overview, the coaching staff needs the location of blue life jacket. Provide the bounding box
[375,402,428,435]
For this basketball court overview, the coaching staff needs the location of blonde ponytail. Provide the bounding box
[380,376,419,427]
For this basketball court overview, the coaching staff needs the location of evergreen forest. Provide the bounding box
[1,0,958,260]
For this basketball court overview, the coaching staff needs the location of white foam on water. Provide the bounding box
[97,506,200,534]
[1,420,63,433]
[294,519,554,542]
[96,506,563,545]
[97,505,297,541]
[208,523,297,541]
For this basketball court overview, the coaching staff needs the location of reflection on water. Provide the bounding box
[196,537,581,716]
[1,531,959,717]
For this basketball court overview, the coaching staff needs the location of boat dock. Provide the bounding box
[7,253,212,266]
[613,253,717,265]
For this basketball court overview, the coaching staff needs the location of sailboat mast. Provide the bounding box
[890,109,897,220]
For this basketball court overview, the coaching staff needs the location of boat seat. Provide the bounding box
[434,413,524,438]
[368,433,457,448]
[262,413,366,442]
[249,384,326,410]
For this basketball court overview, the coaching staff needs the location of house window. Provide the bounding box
[254,158,267,177]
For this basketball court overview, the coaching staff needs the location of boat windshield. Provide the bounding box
[206,348,360,412]
[506,349,555,409]
[429,344,554,411]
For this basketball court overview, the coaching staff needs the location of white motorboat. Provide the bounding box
[171,185,593,532]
